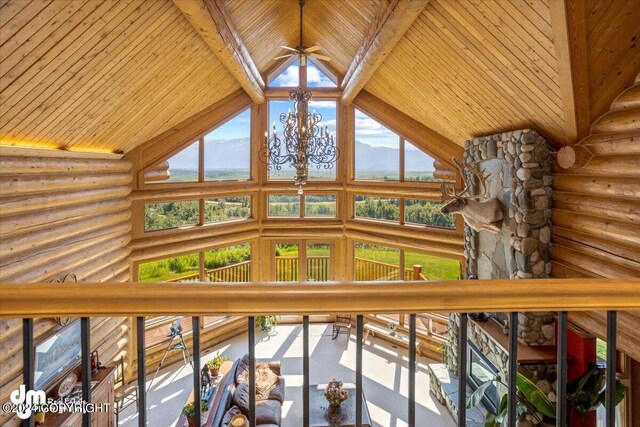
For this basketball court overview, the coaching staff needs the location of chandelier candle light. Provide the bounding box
[260,89,339,194]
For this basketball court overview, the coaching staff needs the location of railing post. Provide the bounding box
[248,316,256,427]
[457,313,468,427]
[192,317,201,427]
[507,312,518,427]
[22,319,34,427]
[136,317,147,426]
[606,311,617,427]
[408,314,417,427]
[356,315,363,427]
[413,265,422,280]
[81,317,91,427]
[303,316,310,427]
[557,312,568,427]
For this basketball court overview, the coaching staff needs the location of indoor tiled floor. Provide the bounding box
[119,323,455,427]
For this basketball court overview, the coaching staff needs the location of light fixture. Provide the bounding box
[260,90,338,194]
[259,0,338,194]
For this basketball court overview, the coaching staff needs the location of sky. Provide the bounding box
[270,59,337,88]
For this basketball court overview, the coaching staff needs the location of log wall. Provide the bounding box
[0,151,133,427]
[552,74,640,361]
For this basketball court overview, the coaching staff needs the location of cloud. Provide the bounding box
[307,64,335,86]
[272,65,299,86]
[309,100,336,109]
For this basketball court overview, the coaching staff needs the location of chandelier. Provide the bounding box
[259,89,339,193]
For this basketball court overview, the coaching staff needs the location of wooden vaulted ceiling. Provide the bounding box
[0,0,638,154]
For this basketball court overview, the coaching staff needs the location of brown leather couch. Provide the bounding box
[207,354,285,427]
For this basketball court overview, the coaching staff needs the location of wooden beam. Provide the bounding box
[172,0,265,103]
[353,90,462,166]
[1,279,639,317]
[136,89,252,172]
[550,0,590,145]
[341,0,429,104]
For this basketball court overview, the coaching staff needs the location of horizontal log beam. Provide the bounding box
[172,0,264,103]
[552,192,640,223]
[1,279,639,317]
[552,209,640,248]
[0,157,131,175]
[578,130,640,155]
[0,172,131,196]
[341,0,430,104]
[0,146,124,160]
[0,186,131,216]
[552,175,640,198]
[130,183,259,201]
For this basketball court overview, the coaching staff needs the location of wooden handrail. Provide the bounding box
[1,279,639,317]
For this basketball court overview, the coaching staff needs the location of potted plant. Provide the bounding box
[207,352,229,377]
[182,401,209,427]
[256,315,280,333]
[323,379,349,409]
[388,322,397,336]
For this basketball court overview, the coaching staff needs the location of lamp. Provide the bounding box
[259,89,339,194]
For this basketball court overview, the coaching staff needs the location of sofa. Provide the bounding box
[207,354,285,427]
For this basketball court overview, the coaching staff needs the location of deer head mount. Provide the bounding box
[440,158,504,233]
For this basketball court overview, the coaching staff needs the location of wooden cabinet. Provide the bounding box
[40,367,115,427]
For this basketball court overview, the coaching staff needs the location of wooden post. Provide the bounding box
[413,265,422,280]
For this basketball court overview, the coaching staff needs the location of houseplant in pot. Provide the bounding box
[256,315,280,333]
[207,352,229,377]
[182,401,209,427]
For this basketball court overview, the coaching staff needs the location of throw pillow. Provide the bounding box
[235,354,250,385]
[232,383,250,414]
[255,363,280,399]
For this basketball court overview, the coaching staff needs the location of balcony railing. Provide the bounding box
[2,278,638,427]
[167,257,425,283]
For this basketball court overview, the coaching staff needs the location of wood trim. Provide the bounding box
[341,0,430,104]
[171,0,264,103]
[0,146,124,160]
[1,279,639,317]
[549,0,590,145]
[353,90,462,166]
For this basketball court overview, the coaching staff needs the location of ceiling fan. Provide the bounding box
[273,0,331,67]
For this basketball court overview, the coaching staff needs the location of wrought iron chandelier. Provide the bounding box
[260,89,339,193]
[259,0,339,194]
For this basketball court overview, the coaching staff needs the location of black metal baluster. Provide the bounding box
[81,317,91,427]
[356,315,363,427]
[136,317,147,427]
[556,312,568,427]
[457,313,468,427]
[508,312,518,427]
[303,316,310,427]
[606,311,617,427]
[248,316,256,427]
[192,317,201,427]
[408,314,417,427]
[23,319,34,427]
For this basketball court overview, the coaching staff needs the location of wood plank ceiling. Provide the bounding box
[364,0,567,146]
[0,0,239,153]
[0,0,638,153]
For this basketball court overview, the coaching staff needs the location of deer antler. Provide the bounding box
[452,157,489,199]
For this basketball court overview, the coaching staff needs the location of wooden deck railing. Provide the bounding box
[165,257,424,284]
[3,279,638,427]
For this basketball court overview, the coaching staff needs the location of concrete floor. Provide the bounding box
[119,323,455,427]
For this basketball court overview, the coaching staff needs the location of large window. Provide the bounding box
[354,196,400,222]
[354,241,461,282]
[204,109,250,181]
[138,252,200,282]
[354,109,437,182]
[268,193,337,218]
[144,200,199,232]
[269,59,300,87]
[404,199,455,229]
[145,109,251,184]
[204,196,251,224]
[267,100,337,181]
[204,244,251,283]
[355,110,399,181]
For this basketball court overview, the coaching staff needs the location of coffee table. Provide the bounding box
[309,383,372,427]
